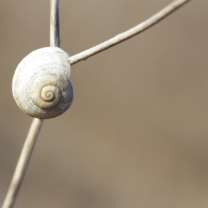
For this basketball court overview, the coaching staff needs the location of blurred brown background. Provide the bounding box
[0,0,208,207]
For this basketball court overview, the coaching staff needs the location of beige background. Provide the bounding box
[1,0,208,208]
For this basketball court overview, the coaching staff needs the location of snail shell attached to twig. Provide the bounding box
[12,47,74,119]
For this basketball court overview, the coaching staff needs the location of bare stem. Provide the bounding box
[68,0,191,65]
[1,1,60,208]
[1,119,44,208]
[50,0,60,47]
[2,0,191,207]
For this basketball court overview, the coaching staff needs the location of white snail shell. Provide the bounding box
[12,47,74,119]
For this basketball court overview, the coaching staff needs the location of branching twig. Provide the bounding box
[2,0,191,207]
[1,1,60,208]
[68,0,191,65]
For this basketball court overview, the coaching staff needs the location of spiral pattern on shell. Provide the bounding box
[12,47,74,119]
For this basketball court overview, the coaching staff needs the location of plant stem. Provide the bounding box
[1,1,60,208]
[50,0,60,47]
[1,119,44,208]
[68,0,191,65]
[1,0,191,207]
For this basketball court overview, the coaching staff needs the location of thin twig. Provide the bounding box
[1,1,60,208]
[1,119,44,208]
[2,0,191,207]
[68,0,191,65]
[50,0,60,47]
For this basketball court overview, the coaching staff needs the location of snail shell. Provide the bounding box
[12,47,74,119]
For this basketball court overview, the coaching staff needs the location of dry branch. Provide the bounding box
[1,0,191,207]
[1,1,60,208]
[50,0,60,47]
[1,119,44,208]
[68,0,191,65]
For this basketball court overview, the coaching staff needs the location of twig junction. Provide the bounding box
[1,0,191,207]
[1,0,60,208]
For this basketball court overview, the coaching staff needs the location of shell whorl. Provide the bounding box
[12,47,74,119]
[30,74,62,110]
